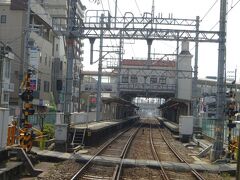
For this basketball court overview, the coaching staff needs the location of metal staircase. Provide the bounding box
[71,128,86,146]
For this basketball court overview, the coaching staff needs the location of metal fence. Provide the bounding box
[202,117,239,143]
[28,112,57,126]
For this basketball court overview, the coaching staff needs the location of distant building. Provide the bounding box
[0,45,14,108]
[117,41,193,101]
[44,0,86,112]
[0,0,54,114]
[0,0,86,113]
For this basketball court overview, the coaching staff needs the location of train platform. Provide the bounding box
[156,117,179,133]
[0,161,23,180]
[31,147,236,173]
[64,116,140,149]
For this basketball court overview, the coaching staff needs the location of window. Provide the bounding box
[130,75,138,83]
[56,80,62,91]
[44,81,50,92]
[45,55,47,65]
[4,60,10,78]
[37,79,41,91]
[150,76,157,84]
[60,61,63,71]
[40,55,42,63]
[159,77,166,84]
[1,15,6,24]
[14,71,18,79]
[3,93,9,102]
[122,75,129,83]
[49,57,51,67]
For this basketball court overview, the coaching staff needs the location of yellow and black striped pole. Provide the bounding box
[19,69,35,152]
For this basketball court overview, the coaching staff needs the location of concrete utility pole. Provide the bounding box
[96,14,104,121]
[211,0,227,161]
[64,0,77,122]
[192,16,200,132]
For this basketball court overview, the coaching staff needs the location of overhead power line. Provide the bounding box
[134,0,142,16]
[200,0,219,22]
[227,0,240,13]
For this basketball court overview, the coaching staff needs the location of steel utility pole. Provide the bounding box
[117,31,123,97]
[64,0,77,122]
[96,14,104,121]
[192,16,200,132]
[114,0,118,27]
[211,0,227,161]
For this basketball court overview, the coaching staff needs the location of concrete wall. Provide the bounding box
[177,41,193,100]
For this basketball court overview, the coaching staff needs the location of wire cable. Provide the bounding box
[200,0,219,22]
[209,0,240,30]
[134,0,142,16]
[227,0,240,14]
[0,41,50,76]
[107,0,112,15]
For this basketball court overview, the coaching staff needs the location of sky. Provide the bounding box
[80,0,240,81]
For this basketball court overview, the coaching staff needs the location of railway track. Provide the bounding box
[71,122,141,180]
[151,119,206,180]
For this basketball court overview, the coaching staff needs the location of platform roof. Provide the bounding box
[158,98,190,110]
[102,97,138,108]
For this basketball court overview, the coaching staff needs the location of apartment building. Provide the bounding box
[0,0,54,114]
[44,0,86,112]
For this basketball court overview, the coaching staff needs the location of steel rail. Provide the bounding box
[71,123,140,180]
[113,124,141,180]
[149,123,170,180]
[156,120,206,180]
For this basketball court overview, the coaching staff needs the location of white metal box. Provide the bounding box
[54,124,68,141]
[179,115,193,135]
[0,108,9,149]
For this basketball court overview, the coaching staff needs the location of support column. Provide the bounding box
[193,16,200,133]
[147,39,153,64]
[96,14,104,122]
[175,34,179,98]
[211,0,227,161]
[117,31,122,97]
[89,38,95,65]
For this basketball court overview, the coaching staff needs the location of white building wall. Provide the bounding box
[177,41,193,100]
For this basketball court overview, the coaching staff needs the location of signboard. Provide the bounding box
[30,79,37,91]
[29,47,40,91]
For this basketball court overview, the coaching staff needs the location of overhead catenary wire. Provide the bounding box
[209,0,240,30]
[200,0,219,22]
[134,0,142,16]
[227,0,240,13]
